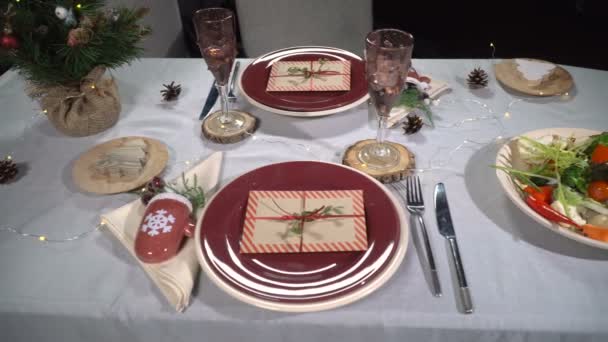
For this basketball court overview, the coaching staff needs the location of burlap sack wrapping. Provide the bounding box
[29,67,121,137]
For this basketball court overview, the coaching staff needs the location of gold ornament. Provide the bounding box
[67,28,91,47]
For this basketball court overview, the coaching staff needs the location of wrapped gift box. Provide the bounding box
[266,60,351,92]
[240,190,367,253]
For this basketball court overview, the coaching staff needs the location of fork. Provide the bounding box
[227,61,240,102]
[397,176,442,297]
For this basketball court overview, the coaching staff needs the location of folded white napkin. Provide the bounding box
[100,152,223,312]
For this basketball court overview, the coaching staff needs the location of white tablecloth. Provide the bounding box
[1,58,607,342]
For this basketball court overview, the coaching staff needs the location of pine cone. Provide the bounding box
[402,114,423,135]
[161,81,182,101]
[67,28,91,47]
[140,176,166,205]
[0,158,18,184]
[467,68,489,88]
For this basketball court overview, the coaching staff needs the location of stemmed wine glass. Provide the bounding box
[193,8,244,132]
[359,29,414,169]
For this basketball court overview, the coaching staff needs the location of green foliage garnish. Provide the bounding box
[492,165,555,191]
[562,164,590,194]
[166,174,206,211]
[398,87,433,126]
[286,58,329,86]
[582,132,608,156]
[518,136,587,173]
[282,205,343,238]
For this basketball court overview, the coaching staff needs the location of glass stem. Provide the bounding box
[371,115,391,158]
[376,115,389,145]
[217,84,233,125]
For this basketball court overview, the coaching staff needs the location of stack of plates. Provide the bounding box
[194,161,409,312]
[238,46,369,117]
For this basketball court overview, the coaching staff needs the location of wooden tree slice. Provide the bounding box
[202,110,258,144]
[342,139,415,184]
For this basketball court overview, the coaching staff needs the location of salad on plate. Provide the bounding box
[496,131,608,242]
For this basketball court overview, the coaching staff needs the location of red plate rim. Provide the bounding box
[239,46,369,116]
[194,161,409,312]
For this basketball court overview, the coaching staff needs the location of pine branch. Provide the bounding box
[0,0,149,86]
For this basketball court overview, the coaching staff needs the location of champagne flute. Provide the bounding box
[193,8,244,132]
[359,29,414,169]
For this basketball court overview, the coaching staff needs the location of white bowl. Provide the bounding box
[495,127,608,250]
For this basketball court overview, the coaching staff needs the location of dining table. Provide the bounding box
[1,57,607,342]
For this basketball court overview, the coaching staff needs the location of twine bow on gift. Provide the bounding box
[283,58,345,89]
[253,198,364,252]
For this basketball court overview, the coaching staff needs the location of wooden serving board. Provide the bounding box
[494,58,573,96]
[72,136,169,194]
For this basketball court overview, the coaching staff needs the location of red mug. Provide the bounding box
[134,193,194,263]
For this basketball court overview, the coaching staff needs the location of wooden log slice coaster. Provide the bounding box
[202,110,258,144]
[342,139,415,184]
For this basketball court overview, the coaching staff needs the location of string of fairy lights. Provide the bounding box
[0,42,573,244]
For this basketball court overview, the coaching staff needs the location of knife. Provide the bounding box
[434,183,474,314]
[199,81,219,120]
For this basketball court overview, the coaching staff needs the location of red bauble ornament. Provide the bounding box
[1,34,18,50]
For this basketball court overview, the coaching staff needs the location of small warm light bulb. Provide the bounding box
[490,42,494,47]
[39,236,46,242]
[185,160,191,165]
[43,109,48,114]
[76,3,82,9]
[90,84,96,89]
[504,111,511,118]
[6,155,12,161]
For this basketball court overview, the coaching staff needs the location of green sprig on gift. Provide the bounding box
[282,205,344,238]
[286,58,329,86]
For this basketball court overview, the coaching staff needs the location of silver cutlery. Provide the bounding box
[227,61,240,102]
[199,61,240,120]
[434,182,473,314]
[199,81,219,120]
[398,176,442,297]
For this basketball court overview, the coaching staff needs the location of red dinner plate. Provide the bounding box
[195,161,408,311]
[239,46,369,116]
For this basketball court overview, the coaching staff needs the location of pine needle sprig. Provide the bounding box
[0,0,150,86]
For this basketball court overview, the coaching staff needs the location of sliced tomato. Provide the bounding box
[591,144,608,164]
[588,180,608,202]
[524,185,553,203]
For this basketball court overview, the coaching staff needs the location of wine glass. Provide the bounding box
[193,8,244,132]
[359,29,414,169]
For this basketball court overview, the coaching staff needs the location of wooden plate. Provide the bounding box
[72,136,169,194]
[494,58,573,96]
